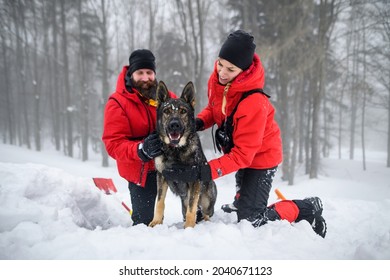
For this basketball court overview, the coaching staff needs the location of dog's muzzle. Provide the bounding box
[167,118,184,146]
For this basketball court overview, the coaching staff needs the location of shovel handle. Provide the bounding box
[121,202,133,215]
[275,188,287,200]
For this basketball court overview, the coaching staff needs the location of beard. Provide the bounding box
[132,78,158,100]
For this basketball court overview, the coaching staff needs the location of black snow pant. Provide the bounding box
[236,167,278,222]
[128,171,157,226]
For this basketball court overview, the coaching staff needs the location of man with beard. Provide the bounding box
[102,49,176,225]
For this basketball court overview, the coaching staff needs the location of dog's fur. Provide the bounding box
[149,81,217,228]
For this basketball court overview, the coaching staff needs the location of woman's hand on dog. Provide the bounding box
[162,163,212,183]
[195,118,204,131]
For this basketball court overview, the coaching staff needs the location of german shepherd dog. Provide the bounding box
[149,81,217,228]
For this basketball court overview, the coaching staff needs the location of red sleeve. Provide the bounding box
[208,94,269,179]
[102,98,140,163]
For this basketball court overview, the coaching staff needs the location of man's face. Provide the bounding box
[132,69,156,90]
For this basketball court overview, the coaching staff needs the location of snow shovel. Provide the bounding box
[92,178,132,215]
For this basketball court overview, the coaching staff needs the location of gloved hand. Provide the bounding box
[195,118,204,131]
[137,131,163,162]
[162,163,212,183]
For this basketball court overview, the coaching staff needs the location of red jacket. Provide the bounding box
[102,66,176,187]
[197,54,283,179]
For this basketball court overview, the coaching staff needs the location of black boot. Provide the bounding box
[295,197,327,238]
[247,207,280,228]
[221,199,238,213]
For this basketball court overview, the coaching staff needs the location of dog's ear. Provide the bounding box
[181,81,196,109]
[157,81,170,105]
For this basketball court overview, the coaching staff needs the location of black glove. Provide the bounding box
[162,163,212,183]
[195,118,204,131]
[137,131,163,162]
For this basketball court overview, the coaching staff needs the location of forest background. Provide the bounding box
[0,0,389,185]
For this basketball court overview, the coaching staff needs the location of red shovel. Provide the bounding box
[92,178,132,215]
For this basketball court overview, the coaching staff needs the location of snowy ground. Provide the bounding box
[0,143,389,261]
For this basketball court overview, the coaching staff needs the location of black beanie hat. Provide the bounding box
[128,49,156,77]
[218,30,256,70]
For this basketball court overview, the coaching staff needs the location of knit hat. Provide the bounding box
[218,30,256,70]
[128,49,156,77]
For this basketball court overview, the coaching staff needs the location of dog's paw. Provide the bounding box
[184,222,196,229]
[149,219,163,227]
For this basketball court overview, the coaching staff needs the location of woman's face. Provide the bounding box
[216,58,243,85]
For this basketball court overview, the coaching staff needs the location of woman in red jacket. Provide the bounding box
[163,30,327,238]
[102,49,176,226]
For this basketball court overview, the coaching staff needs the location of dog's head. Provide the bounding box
[156,81,196,148]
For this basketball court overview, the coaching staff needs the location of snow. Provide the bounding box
[0,143,389,277]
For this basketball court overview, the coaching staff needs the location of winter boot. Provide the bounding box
[221,202,238,213]
[303,197,323,216]
[247,207,280,228]
[302,197,327,238]
[221,197,239,213]
[312,215,327,238]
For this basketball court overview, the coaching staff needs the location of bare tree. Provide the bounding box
[0,0,388,175]
[29,0,42,151]
[309,0,336,179]
[50,0,62,151]
[0,7,15,145]
[13,0,31,148]
[60,0,73,157]
[98,0,110,167]
[174,0,210,104]
[371,0,390,167]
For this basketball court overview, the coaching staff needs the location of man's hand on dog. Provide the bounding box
[162,163,212,182]
[138,131,163,162]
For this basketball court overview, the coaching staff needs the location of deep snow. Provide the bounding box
[1,143,389,261]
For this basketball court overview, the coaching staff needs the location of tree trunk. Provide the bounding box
[387,89,390,168]
[13,0,30,148]
[1,31,15,144]
[31,0,41,151]
[309,64,321,179]
[288,79,303,185]
[60,0,73,157]
[310,0,335,178]
[349,30,359,160]
[51,0,61,151]
[305,74,314,175]
[100,0,109,167]
[361,21,367,171]
[77,0,88,161]
[279,50,290,181]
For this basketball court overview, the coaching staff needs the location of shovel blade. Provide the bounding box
[93,178,118,194]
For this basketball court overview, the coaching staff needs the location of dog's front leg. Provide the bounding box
[184,182,201,228]
[149,173,168,227]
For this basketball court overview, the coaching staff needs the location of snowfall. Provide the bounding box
[0,142,389,278]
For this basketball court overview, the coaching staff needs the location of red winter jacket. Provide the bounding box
[197,54,283,180]
[102,66,176,187]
